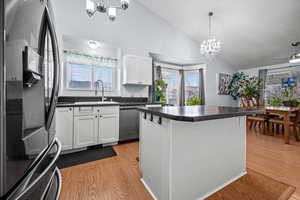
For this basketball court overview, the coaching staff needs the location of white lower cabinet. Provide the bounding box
[73,115,98,148]
[99,114,119,144]
[55,107,74,150]
[55,105,119,152]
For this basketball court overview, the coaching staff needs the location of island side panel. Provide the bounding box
[139,113,172,200]
[171,116,246,200]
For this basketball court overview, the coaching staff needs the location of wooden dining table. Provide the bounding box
[251,106,299,144]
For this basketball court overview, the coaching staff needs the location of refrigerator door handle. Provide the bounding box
[44,6,60,131]
[53,167,62,200]
[13,138,62,200]
[41,167,62,200]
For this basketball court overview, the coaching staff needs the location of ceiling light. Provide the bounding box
[88,40,99,49]
[200,12,221,55]
[86,0,129,21]
[289,53,300,63]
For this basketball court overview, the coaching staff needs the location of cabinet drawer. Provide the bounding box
[74,106,96,116]
[97,106,119,115]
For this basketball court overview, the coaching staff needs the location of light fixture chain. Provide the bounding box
[209,13,211,38]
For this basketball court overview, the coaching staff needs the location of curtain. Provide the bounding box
[179,69,185,106]
[199,69,205,105]
[155,65,162,81]
[152,65,162,102]
[258,69,268,105]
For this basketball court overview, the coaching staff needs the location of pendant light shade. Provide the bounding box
[289,53,300,63]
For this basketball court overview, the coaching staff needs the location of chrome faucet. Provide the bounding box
[95,80,105,102]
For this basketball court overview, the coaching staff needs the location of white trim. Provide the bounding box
[196,171,247,200]
[140,178,158,200]
[158,63,206,71]
[141,172,247,200]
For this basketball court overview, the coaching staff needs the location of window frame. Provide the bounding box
[65,61,116,92]
[184,69,200,104]
[93,64,115,92]
[161,67,181,105]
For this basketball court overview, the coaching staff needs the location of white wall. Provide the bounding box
[52,0,237,106]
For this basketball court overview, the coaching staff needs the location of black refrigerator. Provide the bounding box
[0,0,62,199]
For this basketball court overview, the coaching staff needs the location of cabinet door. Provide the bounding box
[55,107,73,150]
[99,114,119,144]
[74,115,98,148]
[124,56,138,84]
[137,57,152,85]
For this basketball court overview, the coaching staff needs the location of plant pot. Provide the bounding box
[240,97,256,107]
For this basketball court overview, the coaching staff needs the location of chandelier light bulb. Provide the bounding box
[289,53,300,63]
[86,0,96,17]
[108,7,117,21]
[121,0,129,10]
[96,0,106,13]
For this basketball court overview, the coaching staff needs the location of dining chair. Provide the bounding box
[247,114,269,135]
[268,106,300,142]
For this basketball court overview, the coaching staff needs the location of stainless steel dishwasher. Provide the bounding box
[119,105,142,142]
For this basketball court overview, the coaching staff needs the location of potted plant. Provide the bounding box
[228,72,247,100]
[186,97,202,106]
[155,79,168,104]
[267,97,284,107]
[281,86,299,107]
[237,76,261,107]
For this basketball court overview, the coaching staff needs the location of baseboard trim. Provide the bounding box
[197,171,247,200]
[141,172,247,200]
[140,178,158,200]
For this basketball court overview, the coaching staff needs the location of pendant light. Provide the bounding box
[200,12,221,55]
[86,0,129,21]
[289,42,300,63]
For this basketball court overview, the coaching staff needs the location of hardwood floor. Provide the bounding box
[206,169,295,200]
[60,133,300,200]
[59,142,152,200]
[247,131,300,199]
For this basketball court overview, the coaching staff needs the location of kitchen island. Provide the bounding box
[137,106,262,200]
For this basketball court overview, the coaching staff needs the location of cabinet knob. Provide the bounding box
[69,108,72,111]
[95,116,97,118]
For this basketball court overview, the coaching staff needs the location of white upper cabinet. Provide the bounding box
[123,55,152,85]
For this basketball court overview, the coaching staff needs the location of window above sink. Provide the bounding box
[66,62,115,92]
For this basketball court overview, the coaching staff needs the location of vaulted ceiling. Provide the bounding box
[137,0,300,69]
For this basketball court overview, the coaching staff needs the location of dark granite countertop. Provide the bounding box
[56,102,120,107]
[137,106,264,122]
[56,102,161,107]
[56,96,162,108]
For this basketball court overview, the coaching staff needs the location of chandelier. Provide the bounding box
[200,12,221,55]
[86,0,130,21]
